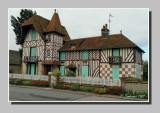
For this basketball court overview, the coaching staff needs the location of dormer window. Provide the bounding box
[71,44,76,48]
[47,35,51,43]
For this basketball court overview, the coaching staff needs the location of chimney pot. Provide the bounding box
[105,24,108,29]
[101,24,109,38]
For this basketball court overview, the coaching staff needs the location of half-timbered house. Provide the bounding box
[20,12,144,80]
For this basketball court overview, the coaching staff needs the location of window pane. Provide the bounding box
[47,50,50,56]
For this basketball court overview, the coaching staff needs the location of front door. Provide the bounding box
[28,63,37,75]
[31,64,35,75]
[112,66,119,79]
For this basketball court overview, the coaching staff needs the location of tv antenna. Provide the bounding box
[109,13,113,30]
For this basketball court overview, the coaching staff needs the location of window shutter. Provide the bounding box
[60,66,65,76]
[31,47,36,56]
[82,51,88,60]
[32,29,36,40]
[113,49,119,56]
[81,66,88,76]
[60,52,66,61]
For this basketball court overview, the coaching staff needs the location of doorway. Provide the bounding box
[45,65,51,75]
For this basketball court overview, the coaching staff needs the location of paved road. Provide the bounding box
[9,85,145,102]
[9,85,89,101]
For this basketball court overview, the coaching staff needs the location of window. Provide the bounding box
[47,50,50,57]
[60,52,66,61]
[71,44,76,48]
[47,35,51,42]
[113,49,119,63]
[82,50,89,60]
[32,29,36,41]
[81,66,88,76]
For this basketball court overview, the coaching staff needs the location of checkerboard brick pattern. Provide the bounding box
[100,63,136,79]
[120,64,135,77]
[100,64,112,79]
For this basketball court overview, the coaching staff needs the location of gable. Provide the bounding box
[24,28,44,42]
[20,14,71,44]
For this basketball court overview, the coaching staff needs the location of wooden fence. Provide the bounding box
[9,73,49,81]
[9,73,121,86]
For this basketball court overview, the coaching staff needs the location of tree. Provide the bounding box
[10,9,36,58]
[142,60,148,81]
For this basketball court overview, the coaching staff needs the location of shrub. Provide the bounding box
[62,84,71,89]
[39,81,49,87]
[93,88,100,93]
[106,86,122,95]
[9,69,13,73]
[65,70,76,77]
[14,79,22,85]
[9,79,16,84]
[79,86,95,92]
[125,77,142,81]
[52,70,61,85]
[32,81,40,86]
[22,81,32,86]
[53,84,63,89]
[71,84,80,91]
[120,90,148,99]
[98,88,106,94]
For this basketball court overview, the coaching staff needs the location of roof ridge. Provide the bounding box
[69,34,122,41]
[35,14,50,22]
[70,36,100,41]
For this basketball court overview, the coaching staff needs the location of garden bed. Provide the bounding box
[53,83,122,95]
[9,78,49,87]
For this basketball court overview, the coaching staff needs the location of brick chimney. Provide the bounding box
[101,24,110,38]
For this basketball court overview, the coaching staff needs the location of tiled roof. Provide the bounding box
[9,50,21,65]
[59,34,144,52]
[44,13,64,34]
[20,13,71,44]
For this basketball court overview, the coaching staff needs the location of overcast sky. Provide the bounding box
[8,8,149,61]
